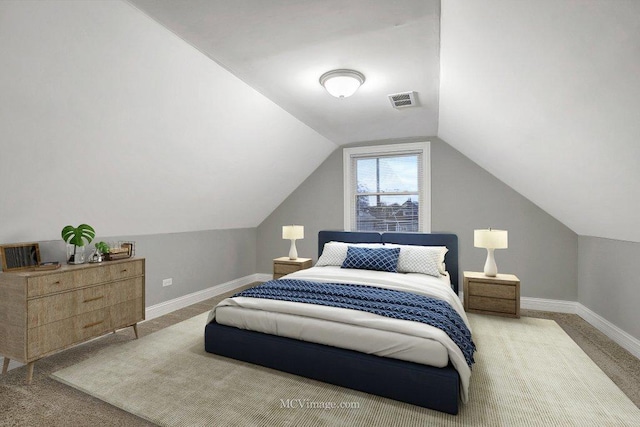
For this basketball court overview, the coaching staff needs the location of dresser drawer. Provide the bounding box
[28,308,110,359]
[105,277,144,306]
[467,281,516,299]
[110,298,144,329]
[72,259,143,289]
[27,259,144,298]
[27,271,76,298]
[274,263,302,276]
[27,284,108,328]
[468,295,516,315]
[27,276,144,328]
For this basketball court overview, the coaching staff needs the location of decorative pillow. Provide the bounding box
[390,245,448,277]
[341,246,401,273]
[316,241,385,267]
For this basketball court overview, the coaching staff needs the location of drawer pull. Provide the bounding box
[83,320,104,329]
[83,296,104,303]
[121,269,128,273]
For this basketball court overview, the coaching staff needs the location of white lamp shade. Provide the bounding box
[474,229,508,249]
[282,225,304,240]
[319,70,365,98]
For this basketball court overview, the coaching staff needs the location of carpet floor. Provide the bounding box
[1,285,639,426]
[51,312,640,426]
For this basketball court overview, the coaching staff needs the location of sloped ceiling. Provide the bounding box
[439,0,640,242]
[127,0,441,145]
[0,0,336,241]
[128,0,640,243]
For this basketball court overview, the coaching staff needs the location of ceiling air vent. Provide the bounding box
[388,91,418,109]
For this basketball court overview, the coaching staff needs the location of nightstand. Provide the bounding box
[273,257,312,279]
[463,271,520,318]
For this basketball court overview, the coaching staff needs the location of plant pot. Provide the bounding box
[67,245,86,264]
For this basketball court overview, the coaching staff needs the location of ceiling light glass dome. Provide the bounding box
[319,69,365,98]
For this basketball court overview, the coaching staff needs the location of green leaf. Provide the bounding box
[61,224,95,247]
[95,241,110,254]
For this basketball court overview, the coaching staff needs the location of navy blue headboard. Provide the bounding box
[318,231,459,294]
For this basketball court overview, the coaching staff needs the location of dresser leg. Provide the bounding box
[132,323,139,339]
[2,357,9,374]
[26,362,34,384]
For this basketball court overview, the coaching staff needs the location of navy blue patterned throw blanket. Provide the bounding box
[233,279,476,367]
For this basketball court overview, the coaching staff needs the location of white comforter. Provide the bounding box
[208,266,473,402]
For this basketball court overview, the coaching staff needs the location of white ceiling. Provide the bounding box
[127,0,440,145]
[0,0,337,241]
[126,0,640,243]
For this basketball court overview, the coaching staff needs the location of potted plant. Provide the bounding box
[61,224,96,264]
[90,241,110,263]
[95,241,110,255]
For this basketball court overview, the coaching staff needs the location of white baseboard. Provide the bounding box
[521,296,578,313]
[575,303,640,359]
[521,297,640,359]
[256,273,273,282]
[6,360,24,371]
[145,273,263,320]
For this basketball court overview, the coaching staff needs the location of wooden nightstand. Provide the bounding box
[463,271,520,318]
[273,257,312,279]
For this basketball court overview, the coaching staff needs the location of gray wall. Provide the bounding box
[257,138,578,300]
[39,228,257,307]
[578,236,640,340]
[256,148,345,274]
[431,139,578,300]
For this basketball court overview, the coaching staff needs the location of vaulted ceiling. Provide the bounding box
[127,0,640,243]
[439,0,640,243]
[127,0,440,144]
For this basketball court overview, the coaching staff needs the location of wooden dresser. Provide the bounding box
[0,257,145,383]
[463,271,520,318]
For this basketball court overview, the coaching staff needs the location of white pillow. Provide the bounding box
[316,241,385,267]
[385,244,448,277]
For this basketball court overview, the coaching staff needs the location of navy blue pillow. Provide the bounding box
[341,246,401,273]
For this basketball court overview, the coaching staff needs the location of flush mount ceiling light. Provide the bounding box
[319,69,365,99]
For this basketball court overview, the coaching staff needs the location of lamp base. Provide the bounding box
[288,239,298,260]
[483,248,498,277]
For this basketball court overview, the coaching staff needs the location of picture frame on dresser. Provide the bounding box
[0,242,41,272]
[121,242,135,257]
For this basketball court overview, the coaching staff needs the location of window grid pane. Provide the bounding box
[356,155,419,193]
[351,152,422,232]
[355,195,419,232]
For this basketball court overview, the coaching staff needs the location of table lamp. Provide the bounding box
[474,229,508,277]
[282,225,304,260]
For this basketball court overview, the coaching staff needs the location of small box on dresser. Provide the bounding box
[0,257,145,383]
[463,271,520,318]
[273,257,312,279]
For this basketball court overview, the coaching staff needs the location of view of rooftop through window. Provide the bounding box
[355,154,420,232]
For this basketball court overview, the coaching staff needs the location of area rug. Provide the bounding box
[51,312,640,426]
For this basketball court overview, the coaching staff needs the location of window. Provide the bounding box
[343,142,430,232]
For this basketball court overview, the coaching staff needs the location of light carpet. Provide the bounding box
[51,313,640,426]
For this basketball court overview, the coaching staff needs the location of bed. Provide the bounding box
[204,231,472,414]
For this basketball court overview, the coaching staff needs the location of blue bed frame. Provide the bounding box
[204,231,461,414]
